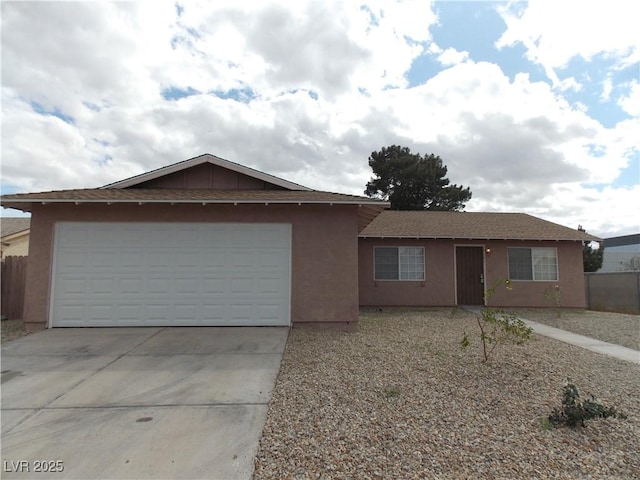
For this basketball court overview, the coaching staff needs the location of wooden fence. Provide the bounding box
[1,256,27,320]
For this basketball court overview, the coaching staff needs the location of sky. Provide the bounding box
[1,0,638,238]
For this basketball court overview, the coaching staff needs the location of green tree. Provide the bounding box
[364,145,472,210]
[579,226,604,272]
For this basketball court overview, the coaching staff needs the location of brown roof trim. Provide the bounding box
[0,189,389,211]
[100,154,313,191]
[359,235,592,241]
[1,189,389,232]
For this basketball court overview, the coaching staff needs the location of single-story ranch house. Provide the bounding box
[0,154,598,330]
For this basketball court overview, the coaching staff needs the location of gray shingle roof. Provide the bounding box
[1,217,31,238]
[359,210,600,241]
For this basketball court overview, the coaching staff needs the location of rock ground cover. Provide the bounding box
[254,308,640,479]
[1,318,31,343]
[511,308,639,351]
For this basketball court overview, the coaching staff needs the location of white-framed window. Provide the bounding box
[508,247,558,281]
[374,246,425,281]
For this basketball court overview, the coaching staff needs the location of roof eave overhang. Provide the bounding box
[1,202,32,213]
[358,235,596,242]
[2,199,389,209]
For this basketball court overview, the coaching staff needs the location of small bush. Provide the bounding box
[543,285,562,317]
[460,278,533,362]
[383,387,401,399]
[538,416,554,431]
[548,379,626,428]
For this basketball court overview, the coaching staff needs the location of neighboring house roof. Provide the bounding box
[603,234,640,248]
[359,211,601,241]
[1,217,31,238]
[101,153,312,191]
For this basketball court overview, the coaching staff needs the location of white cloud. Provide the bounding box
[436,47,469,67]
[1,2,166,113]
[471,182,640,238]
[496,0,639,87]
[617,80,640,116]
[557,76,582,92]
[0,0,637,237]
[159,0,437,98]
[1,93,119,190]
[538,184,640,238]
[601,76,613,101]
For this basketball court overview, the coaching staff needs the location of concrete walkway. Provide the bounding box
[520,318,639,364]
[464,308,640,364]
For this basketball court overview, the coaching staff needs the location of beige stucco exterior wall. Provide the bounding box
[358,238,456,306]
[484,240,587,308]
[1,231,30,257]
[358,238,587,308]
[23,203,359,330]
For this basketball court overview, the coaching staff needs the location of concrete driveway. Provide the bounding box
[1,327,288,479]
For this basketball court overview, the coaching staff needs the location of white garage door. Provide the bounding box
[51,222,291,327]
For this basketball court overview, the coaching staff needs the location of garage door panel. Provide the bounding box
[201,305,226,319]
[145,305,172,321]
[229,278,253,293]
[175,227,202,245]
[229,252,256,267]
[55,251,89,269]
[58,305,84,322]
[174,304,199,319]
[89,278,114,294]
[201,255,226,269]
[231,305,254,320]
[258,277,283,294]
[117,305,140,321]
[257,251,288,266]
[200,278,226,294]
[174,251,201,268]
[175,278,200,293]
[145,250,174,269]
[258,305,282,319]
[118,250,145,268]
[119,278,144,294]
[59,277,88,295]
[90,305,113,320]
[146,278,172,294]
[51,223,290,327]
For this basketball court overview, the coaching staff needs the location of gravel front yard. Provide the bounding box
[511,308,640,351]
[255,308,640,479]
[1,319,31,344]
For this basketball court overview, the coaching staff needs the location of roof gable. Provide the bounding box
[359,211,600,242]
[101,154,312,191]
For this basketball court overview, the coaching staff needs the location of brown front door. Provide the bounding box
[456,246,484,305]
